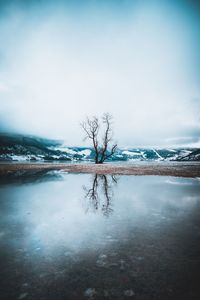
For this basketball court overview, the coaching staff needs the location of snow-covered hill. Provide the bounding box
[0,133,199,162]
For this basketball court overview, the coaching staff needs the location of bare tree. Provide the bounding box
[83,174,118,216]
[83,174,99,211]
[80,113,117,164]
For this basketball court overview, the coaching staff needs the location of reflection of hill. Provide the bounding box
[0,169,64,185]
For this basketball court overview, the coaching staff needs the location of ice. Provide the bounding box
[18,293,28,299]
[84,288,96,298]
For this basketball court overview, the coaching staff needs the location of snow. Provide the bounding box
[140,151,147,159]
[64,148,77,155]
[116,154,124,158]
[167,149,177,153]
[152,149,164,160]
[11,155,31,161]
[48,146,92,156]
[48,146,77,155]
[122,151,141,156]
[78,149,91,156]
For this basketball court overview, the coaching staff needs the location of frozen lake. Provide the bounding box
[0,172,200,299]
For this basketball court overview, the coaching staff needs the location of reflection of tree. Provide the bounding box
[83,174,118,217]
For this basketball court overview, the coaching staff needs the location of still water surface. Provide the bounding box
[0,172,200,299]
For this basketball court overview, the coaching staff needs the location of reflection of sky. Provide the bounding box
[0,174,200,258]
[0,0,200,146]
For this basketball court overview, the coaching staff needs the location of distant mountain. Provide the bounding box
[0,133,199,162]
[177,149,200,161]
[0,133,91,162]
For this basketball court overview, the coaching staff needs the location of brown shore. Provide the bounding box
[0,162,200,178]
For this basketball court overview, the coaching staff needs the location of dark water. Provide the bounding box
[0,172,200,300]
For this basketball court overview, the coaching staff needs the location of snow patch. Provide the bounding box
[78,149,91,156]
[122,151,141,157]
[152,149,163,160]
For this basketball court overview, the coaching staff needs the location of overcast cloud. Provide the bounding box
[0,0,200,147]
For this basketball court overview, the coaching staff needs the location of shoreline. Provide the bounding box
[0,162,200,178]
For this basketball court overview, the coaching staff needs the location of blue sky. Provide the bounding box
[0,0,200,147]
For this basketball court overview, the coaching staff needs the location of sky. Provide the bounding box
[0,0,200,147]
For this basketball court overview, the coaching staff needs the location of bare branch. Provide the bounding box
[80,113,117,164]
[83,174,117,217]
[105,143,117,160]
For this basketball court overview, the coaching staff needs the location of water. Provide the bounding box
[0,172,200,299]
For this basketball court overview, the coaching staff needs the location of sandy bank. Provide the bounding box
[0,162,200,178]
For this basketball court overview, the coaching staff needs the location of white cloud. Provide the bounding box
[0,82,9,92]
[0,1,199,146]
